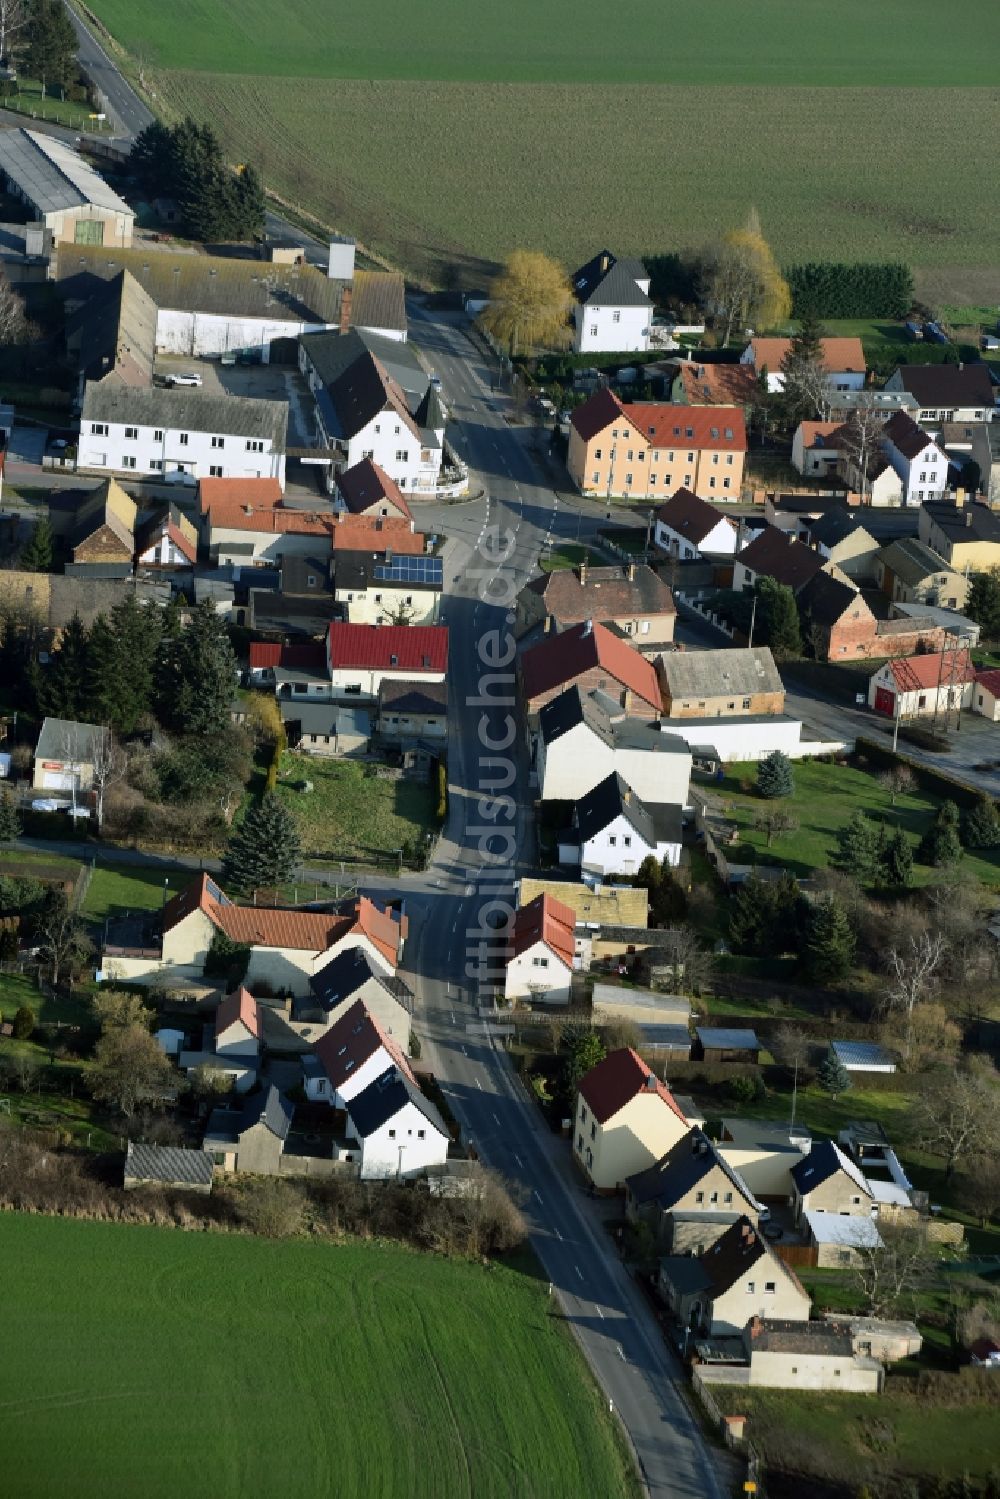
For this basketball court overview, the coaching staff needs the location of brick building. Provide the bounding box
[518,618,663,720]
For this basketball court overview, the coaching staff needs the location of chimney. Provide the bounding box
[282,996,292,1019]
[644,1071,657,1090]
[627,562,637,582]
[328,234,356,283]
[623,786,632,805]
[339,283,352,334]
[600,252,610,273]
[582,618,593,637]
[579,560,588,585]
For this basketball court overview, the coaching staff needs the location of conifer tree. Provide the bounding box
[38,611,89,720]
[817,1051,852,1099]
[880,826,913,887]
[0,787,21,843]
[756,749,794,799]
[962,794,1000,850]
[803,894,855,983]
[158,600,237,736]
[19,516,52,572]
[222,794,301,895]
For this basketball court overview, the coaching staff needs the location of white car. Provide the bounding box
[31,797,68,812]
[165,371,203,388]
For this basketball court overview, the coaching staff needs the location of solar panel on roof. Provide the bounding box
[373,555,443,585]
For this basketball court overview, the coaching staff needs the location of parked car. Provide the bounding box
[429,373,443,391]
[165,372,203,387]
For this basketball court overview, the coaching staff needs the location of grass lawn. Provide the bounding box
[0,1214,638,1499]
[275,752,437,864]
[539,543,603,573]
[714,757,1000,886]
[0,76,106,130]
[80,861,191,923]
[0,972,87,1028]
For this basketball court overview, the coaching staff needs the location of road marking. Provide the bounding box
[595,1305,604,1320]
[513,1152,522,1168]
[575,1265,583,1281]
[450,1011,456,1025]
[553,1226,562,1240]
[450,918,459,934]
[475,1077,483,1089]
[534,1189,543,1205]
[492,1112,501,1124]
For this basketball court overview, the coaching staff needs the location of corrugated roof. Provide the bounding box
[0,128,132,216]
[327,622,448,673]
[697,1027,760,1050]
[81,382,288,450]
[519,619,661,710]
[124,1141,213,1187]
[578,1046,687,1126]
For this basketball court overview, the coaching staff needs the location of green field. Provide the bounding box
[80,861,191,922]
[275,752,437,863]
[0,1213,636,1499]
[82,0,1000,286]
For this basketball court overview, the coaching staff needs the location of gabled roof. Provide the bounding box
[922,499,1000,547]
[623,403,746,452]
[796,419,842,451]
[0,127,132,215]
[519,619,662,710]
[570,251,651,308]
[876,536,957,585]
[509,893,576,967]
[34,716,108,763]
[578,1046,687,1127]
[697,1217,776,1299]
[199,477,284,514]
[72,269,156,389]
[749,336,866,375]
[747,1316,855,1356]
[525,563,675,626]
[574,771,683,848]
[309,945,398,1010]
[798,571,871,630]
[673,362,757,407]
[81,383,288,450]
[737,525,826,592]
[890,363,994,408]
[336,458,412,520]
[248,641,327,673]
[539,684,615,750]
[883,410,942,461]
[314,998,413,1092]
[72,476,137,555]
[807,506,874,550]
[214,986,260,1041]
[124,1141,214,1187]
[883,648,975,692]
[327,622,448,674]
[656,487,737,547]
[240,1084,292,1141]
[347,1065,448,1140]
[803,1210,882,1250]
[659,646,783,702]
[328,513,424,555]
[791,1140,872,1199]
[135,502,198,563]
[570,386,629,443]
[626,1127,756,1209]
[378,679,448,714]
[975,667,1000,698]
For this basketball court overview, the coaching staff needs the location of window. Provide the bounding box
[592,472,600,484]
[590,1121,596,1139]
[625,473,633,486]
[150,459,162,471]
[687,451,694,461]
[764,1282,776,1295]
[388,1129,396,1139]
[417,1129,425,1139]
[209,465,223,477]
[608,835,617,847]
[723,478,731,490]
[590,324,597,337]
[695,1191,704,1204]
[746,1282,755,1294]
[627,450,634,461]
[709,478,716,489]
[637,451,645,462]
[623,836,632,848]
[154,429,164,442]
[531,955,549,969]
[712,453,718,465]
[389,652,398,665]
[179,433,189,446]
[580,1103,588,1123]
[920,471,926,482]
[684,475,692,487]
[742,697,751,709]
[121,455,136,470]
[124,426,137,440]
[709,1191,718,1204]
[918,694,927,708]
[613,310,621,323]
[577,1133,584,1151]
[246,439,264,452]
[394,425,400,435]
[723,1191,733,1204]
[650,474,657,485]
[91,422,108,436]
[375,423,381,433]
[726,454,733,466]
[374,593,383,604]
[595,448,602,459]
[641,621,650,634]
[395,449,409,462]
[212,436,225,449]
[852,1195,861,1206]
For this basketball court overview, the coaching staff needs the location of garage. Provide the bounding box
[873,686,896,717]
[39,765,76,791]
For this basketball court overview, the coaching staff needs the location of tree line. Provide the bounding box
[131,117,266,242]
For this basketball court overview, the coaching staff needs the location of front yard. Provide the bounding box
[274,753,438,865]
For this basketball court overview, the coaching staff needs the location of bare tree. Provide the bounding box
[36,892,92,988]
[753,806,799,848]
[910,1058,1000,1182]
[955,1157,1000,1230]
[652,926,715,996]
[882,930,945,1057]
[852,1222,935,1317]
[90,1023,175,1119]
[0,272,27,346]
[839,396,889,499]
[89,727,124,833]
[91,988,154,1032]
[878,766,915,806]
[0,0,28,63]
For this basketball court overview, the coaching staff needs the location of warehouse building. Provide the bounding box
[0,128,133,247]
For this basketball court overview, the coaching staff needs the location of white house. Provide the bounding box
[134,504,198,568]
[307,998,411,1106]
[326,622,448,700]
[570,250,653,354]
[345,1066,450,1179]
[654,487,738,559]
[880,411,949,505]
[740,336,867,395]
[973,668,1000,721]
[78,383,288,488]
[305,946,412,1050]
[504,893,576,1006]
[214,987,261,1059]
[868,649,975,719]
[884,364,995,425]
[332,550,442,625]
[536,686,692,804]
[558,772,683,876]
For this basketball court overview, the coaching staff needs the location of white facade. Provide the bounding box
[348,1098,450,1180]
[740,345,865,396]
[973,680,1000,720]
[299,350,442,494]
[537,722,692,805]
[312,1043,401,1109]
[156,308,332,364]
[215,1022,259,1059]
[329,666,445,701]
[573,302,651,355]
[504,940,574,1005]
[867,662,974,718]
[882,433,948,506]
[136,532,194,567]
[209,525,328,566]
[336,583,440,626]
[659,717,806,762]
[561,812,681,876]
[655,514,737,559]
[79,416,285,488]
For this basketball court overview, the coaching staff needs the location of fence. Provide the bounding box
[773,1242,819,1269]
[692,1368,766,1490]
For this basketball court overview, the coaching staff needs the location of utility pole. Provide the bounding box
[747,592,758,649]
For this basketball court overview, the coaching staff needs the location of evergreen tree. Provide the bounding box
[962,794,1000,850]
[38,611,89,719]
[756,750,794,799]
[729,871,803,958]
[755,576,802,658]
[880,826,913,887]
[87,597,162,732]
[817,1051,852,1099]
[19,516,52,572]
[158,600,238,736]
[918,804,963,867]
[635,853,687,925]
[966,568,1000,640]
[803,894,855,983]
[132,116,266,242]
[24,0,77,97]
[222,794,301,894]
[559,1028,607,1106]
[0,787,21,842]
[778,312,828,426]
[834,810,881,881]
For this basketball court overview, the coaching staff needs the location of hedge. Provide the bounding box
[786,261,913,319]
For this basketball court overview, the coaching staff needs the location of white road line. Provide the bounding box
[492,1112,501,1124]
[513,1152,523,1168]
[461,1045,467,1055]
[475,1077,483,1089]
[553,1226,562,1240]
[534,1189,543,1205]
[596,1305,604,1320]
[575,1265,584,1281]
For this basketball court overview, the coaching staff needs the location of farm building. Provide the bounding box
[0,128,134,248]
[694,1027,760,1064]
[123,1142,214,1193]
[32,717,108,796]
[868,650,975,718]
[830,1041,897,1075]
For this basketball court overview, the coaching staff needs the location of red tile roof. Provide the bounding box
[329,513,424,555]
[797,420,842,450]
[509,893,576,967]
[623,403,746,452]
[519,619,661,710]
[313,997,414,1091]
[336,458,413,521]
[887,649,975,692]
[214,985,259,1040]
[327,622,448,674]
[975,668,1000,698]
[674,362,757,407]
[248,641,327,671]
[198,477,283,514]
[749,337,866,375]
[206,505,336,537]
[578,1047,688,1126]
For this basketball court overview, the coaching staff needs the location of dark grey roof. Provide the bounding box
[659,1255,712,1296]
[660,646,784,701]
[696,1027,760,1050]
[347,1065,448,1140]
[63,562,133,580]
[876,537,957,585]
[748,1319,854,1358]
[414,384,446,431]
[249,589,338,636]
[923,499,1000,546]
[807,506,873,549]
[379,678,448,714]
[334,550,442,593]
[574,771,683,847]
[888,364,994,409]
[309,945,395,1011]
[798,571,868,629]
[540,685,689,758]
[791,1139,871,1198]
[69,269,157,389]
[281,553,331,594]
[240,1084,293,1141]
[571,250,651,309]
[124,1141,213,1187]
[81,382,288,450]
[299,328,427,404]
[35,716,107,763]
[280,700,370,738]
[627,1127,757,1209]
[0,127,132,215]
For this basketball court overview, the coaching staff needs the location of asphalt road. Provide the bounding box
[63,3,153,139]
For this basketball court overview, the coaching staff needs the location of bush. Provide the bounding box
[786,261,913,319]
[435,759,447,823]
[11,1004,35,1039]
[726,1073,765,1105]
[756,750,794,800]
[236,1177,305,1238]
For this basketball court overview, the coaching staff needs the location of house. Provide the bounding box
[881,536,971,611]
[884,364,994,423]
[695,1027,760,1064]
[715,1117,812,1203]
[123,1142,213,1193]
[804,1209,884,1268]
[739,1317,883,1394]
[298,327,445,494]
[516,562,676,646]
[535,686,692,804]
[69,478,137,569]
[670,361,757,410]
[919,495,1000,573]
[203,1084,293,1174]
[825,389,920,424]
[732,525,828,595]
[573,1046,689,1191]
[973,667,1000,721]
[568,391,747,502]
[658,1217,811,1336]
[32,717,108,796]
[248,583,340,644]
[830,1041,897,1075]
[504,892,576,1005]
[868,648,975,718]
[740,336,866,395]
[345,1065,450,1180]
[970,423,1000,506]
[303,945,411,1049]
[791,420,844,477]
[135,503,198,569]
[307,998,412,1106]
[880,412,949,505]
[517,877,649,932]
[326,622,448,700]
[797,573,878,663]
[205,504,335,568]
[658,647,785,720]
[518,618,663,720]
[334,457,413,520]
[570,250,652,354]
[830,1316,922,1363]
[214,986,262,1058]
[78,383,288,487]
[653,488,739,560]
[0,571,170,644]
[625,1128,760,1252]
[333,550,442,625]
[377,680,448,745]
[0,128,134,247]
[249,641,331,699]
[65,270,156,399]
[805,508,879,581]
[557,772,684,876]
[791,1140,875,1222]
